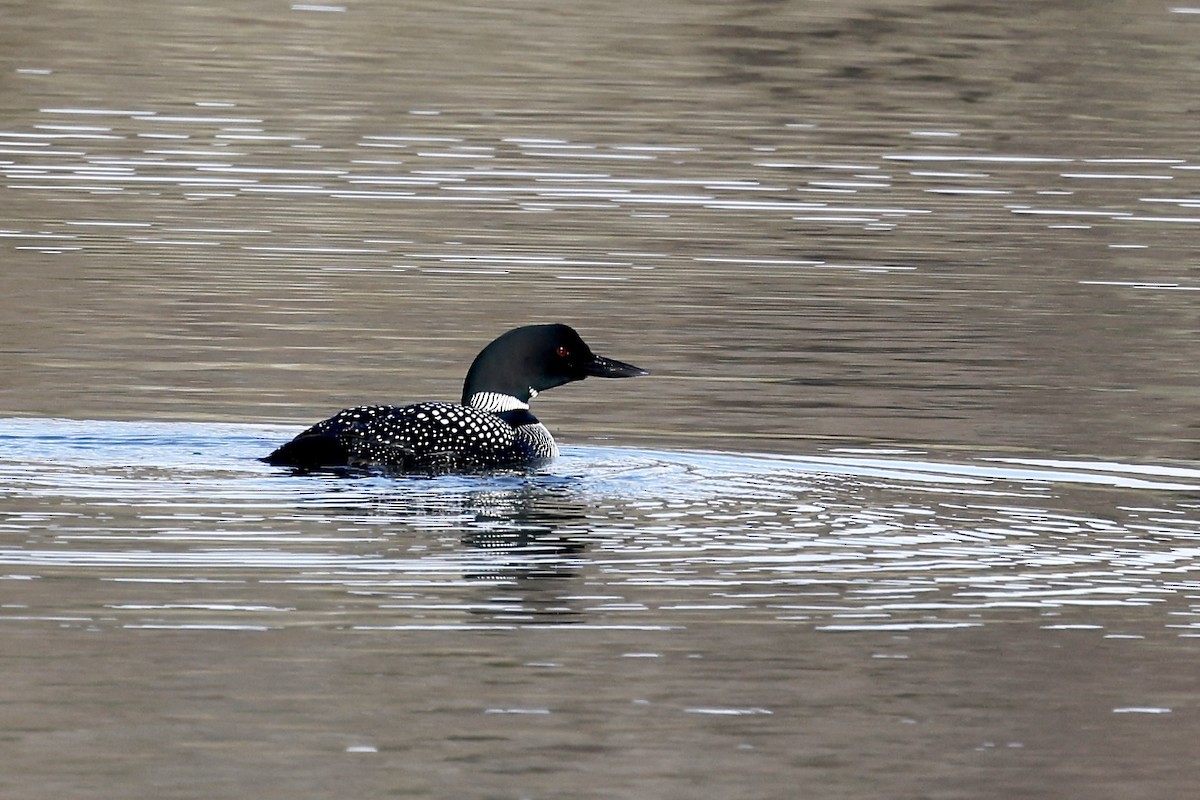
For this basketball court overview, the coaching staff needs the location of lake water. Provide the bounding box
[2,1,1199,798]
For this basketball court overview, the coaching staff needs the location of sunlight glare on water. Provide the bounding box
[3,419,1198,638]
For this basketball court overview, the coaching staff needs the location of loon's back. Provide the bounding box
[263,402,556,473]
[262,324,646,475]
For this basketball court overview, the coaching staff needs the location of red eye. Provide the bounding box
[556,346,570,358]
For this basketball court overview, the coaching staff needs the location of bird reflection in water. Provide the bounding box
[457,485,594,626]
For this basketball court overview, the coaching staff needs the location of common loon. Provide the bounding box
[263,323,648,473]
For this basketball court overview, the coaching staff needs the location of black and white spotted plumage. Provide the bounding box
[270,402,557,473]
[264,324,647,474]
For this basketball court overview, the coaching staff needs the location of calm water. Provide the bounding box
[3,1,1200,798]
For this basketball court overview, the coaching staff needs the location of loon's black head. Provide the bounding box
[461,323,648,406]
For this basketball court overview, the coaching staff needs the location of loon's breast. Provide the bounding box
[264,402,557,473]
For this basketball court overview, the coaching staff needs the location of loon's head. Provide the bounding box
[461,323,648,407]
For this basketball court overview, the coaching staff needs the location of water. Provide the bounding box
[5,418,1200,633]
[4,1,1200,797]
[3,419,1198,797]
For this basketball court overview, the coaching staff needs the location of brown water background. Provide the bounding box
[2,1,1199,798]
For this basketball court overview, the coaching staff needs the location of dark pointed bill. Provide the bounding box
[584,353,649,378]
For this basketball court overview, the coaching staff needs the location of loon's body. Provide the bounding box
[263,324,647,474]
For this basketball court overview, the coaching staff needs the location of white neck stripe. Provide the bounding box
[467,392,529,412]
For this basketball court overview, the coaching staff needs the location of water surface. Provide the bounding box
[3,419,1199,798]
[3,1,1200,798]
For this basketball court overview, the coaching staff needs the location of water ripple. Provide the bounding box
[1,418,1198,635]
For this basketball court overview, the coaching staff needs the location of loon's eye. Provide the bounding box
[556,346,570,358]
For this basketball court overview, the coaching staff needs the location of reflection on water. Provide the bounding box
[3,418,1197,636]
[3,418,1198,798]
